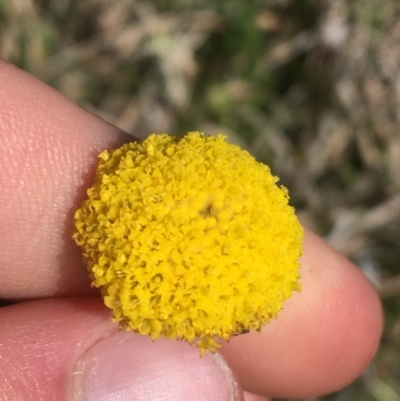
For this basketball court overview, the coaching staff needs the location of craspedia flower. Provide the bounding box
[73,132,303,355]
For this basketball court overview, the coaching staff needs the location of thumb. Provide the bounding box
[0,298,242,401]
[70,329,241,401]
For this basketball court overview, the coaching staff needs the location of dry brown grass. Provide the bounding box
[2,0,400,399]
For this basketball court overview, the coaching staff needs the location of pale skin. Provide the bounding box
[0,60,383,401]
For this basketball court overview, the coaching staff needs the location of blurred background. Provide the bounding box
[1,0,400,399]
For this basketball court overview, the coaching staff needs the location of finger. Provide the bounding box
[0,60,130,299]
[221,230,382,399]
[0,297,243,401]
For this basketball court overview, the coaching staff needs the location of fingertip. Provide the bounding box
[221,230,382,398]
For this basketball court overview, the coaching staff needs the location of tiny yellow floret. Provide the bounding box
[73,132,303,355]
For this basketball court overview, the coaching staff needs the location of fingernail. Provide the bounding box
[69,331,242,401]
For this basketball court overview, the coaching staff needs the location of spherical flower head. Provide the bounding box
[73,132,303,355]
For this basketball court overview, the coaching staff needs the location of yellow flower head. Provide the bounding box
[73,132,303,355]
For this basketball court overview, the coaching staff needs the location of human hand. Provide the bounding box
[0,60,382,401]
